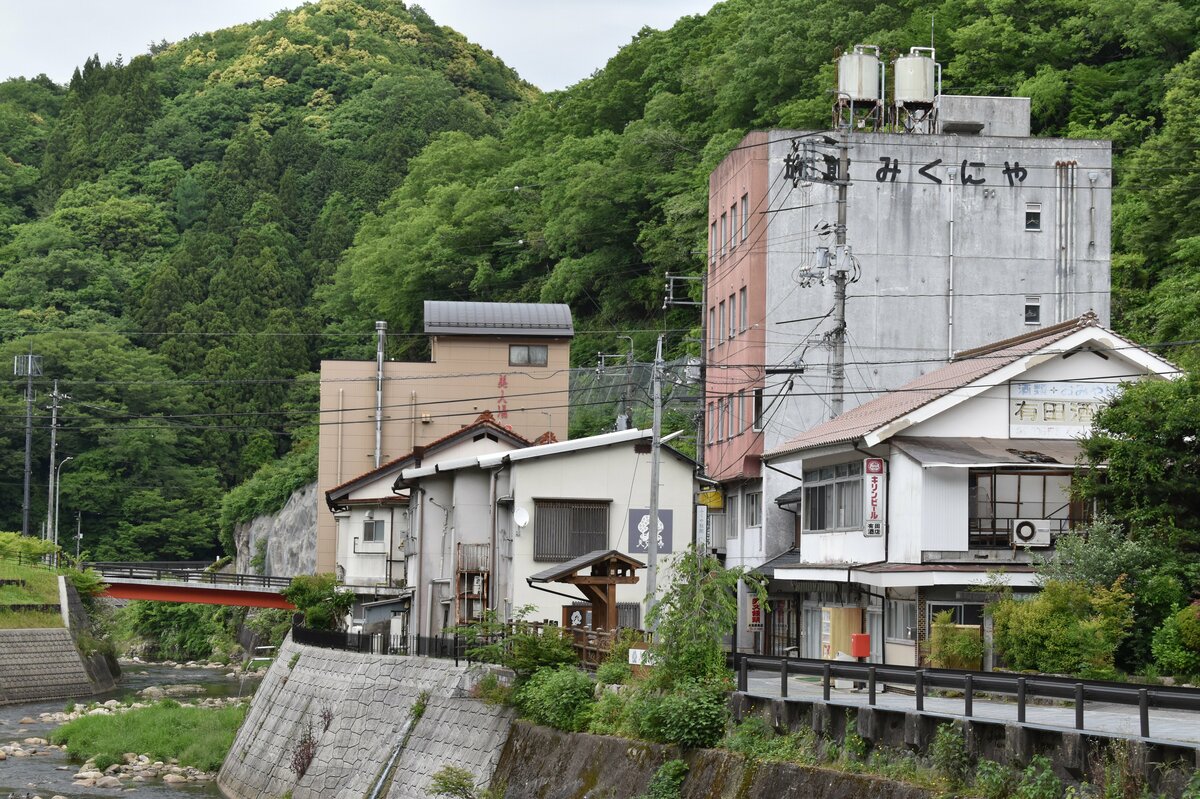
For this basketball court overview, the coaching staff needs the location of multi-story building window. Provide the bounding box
[718,301,726,347]
[752,388,764,431]
[533,500,608,562]
[729,203,738,251]
[739,287,748,332]
[745,491,762,527]
[885,600,917,641]
[740,194,749,240]
[803,462,863,531]
[362,517,384,542]
[725,494,739,539]
[720,212,727,257]
[706,402,714,444]
[728,293,736,339]
[708,307,715,350]
[509,344,548,366]
[710,221,717,264]
[737,389,745,435]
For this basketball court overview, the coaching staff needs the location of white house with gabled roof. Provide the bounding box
[748,314,1178,665]
[396,428,699,637]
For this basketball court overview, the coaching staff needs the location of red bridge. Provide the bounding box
[89,562,296,609]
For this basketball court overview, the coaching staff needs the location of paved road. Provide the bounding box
[744,669,1200,746]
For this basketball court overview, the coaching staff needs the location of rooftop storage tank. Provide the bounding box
[894,47,938,104]
[837,44,881,102]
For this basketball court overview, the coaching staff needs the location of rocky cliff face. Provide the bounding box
[234,483,318,578]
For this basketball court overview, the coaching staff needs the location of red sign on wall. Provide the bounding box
[749,596,763,631]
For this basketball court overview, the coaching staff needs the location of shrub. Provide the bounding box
[282,573,354,631]
[928,610,984,670]
[930,723,970,786]
[991,579,1133,677]
[587,690,628,736]
[515,666,594,732]
[461,607,578,678]
[290,721,317,778]
[473,672,512,705]
[639,759,688,799]
[1014,755,1064,799]
[641,678,728,749]
[1151,604,1200,677]
[595,658,632,685]
[975,760,1017,799]
[722,716,815,764]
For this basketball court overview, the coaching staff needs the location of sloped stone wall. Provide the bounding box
[233,482,318,578]
[0,628,94,704]
[218,636,513,799]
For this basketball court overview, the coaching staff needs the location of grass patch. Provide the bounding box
[0,560,60,604]
[0,608,63,627]
[50,701,247,772]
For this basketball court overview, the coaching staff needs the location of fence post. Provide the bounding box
[1139,689,1149,738]
[1017,677,1027,723]
[454,633,460,667]
[868,666,876,706]
[780,658,789,698]
[822,663,831,701]
[738,655,748,692]
[915,669,924,712]
[964,674,973,718]
[1075,683,1084,730]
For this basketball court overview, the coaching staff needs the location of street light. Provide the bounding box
[53,456,73,549]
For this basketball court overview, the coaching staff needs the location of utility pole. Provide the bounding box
[74,512,82,561]
[662,272,704,471]
[14,349,42,537]
[829,140,851,417]
[645,335,664,628]
[45,381,67,543]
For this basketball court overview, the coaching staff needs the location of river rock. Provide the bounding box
[54,794,68,799]
[96,775,124,788]
[87,708,110,716]
[0,751,7,760]
[24,737,47,745]
[162,774,188,784]
[73,779,96,787]
[18,716,35,724]
[73,769,103,780]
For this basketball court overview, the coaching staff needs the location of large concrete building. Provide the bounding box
[702,95,1112,580]
[316,301,573,574]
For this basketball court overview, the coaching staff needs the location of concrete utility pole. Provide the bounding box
[645,335,664,628]
[374,320,386,468]
[15,349,42,537]
[829,139,851,418]
[45,381,67,543]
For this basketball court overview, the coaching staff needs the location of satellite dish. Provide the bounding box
[513,507,530,529]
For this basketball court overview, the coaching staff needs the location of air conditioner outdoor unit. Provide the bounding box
[1011,518,1052,548]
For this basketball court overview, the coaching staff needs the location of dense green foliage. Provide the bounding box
[50,700,247,772]
[459,607,578,678]
[513,665,594,732]
[991,579,1134,678]
[1151,604,1200,677]
[1,0,1198,563]
[282,572,353,629]
[112,600,243,660]
[927,609,983,670]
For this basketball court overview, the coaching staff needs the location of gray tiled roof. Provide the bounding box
[423,301,574,337]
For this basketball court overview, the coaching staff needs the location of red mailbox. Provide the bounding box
[850,633,871,659]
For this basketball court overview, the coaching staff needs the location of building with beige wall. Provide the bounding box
[316,302,572,573]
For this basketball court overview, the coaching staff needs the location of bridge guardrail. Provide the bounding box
[88,563,293,591]
[730,653,1200,739]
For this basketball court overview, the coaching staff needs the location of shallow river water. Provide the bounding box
[0,664,262,799]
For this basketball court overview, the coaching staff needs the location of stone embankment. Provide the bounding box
[218,636,515,799]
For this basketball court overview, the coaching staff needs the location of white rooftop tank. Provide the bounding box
[837,44,881,102]
[894,47,938,104]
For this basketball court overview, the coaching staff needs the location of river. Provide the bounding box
[0,664,262,799]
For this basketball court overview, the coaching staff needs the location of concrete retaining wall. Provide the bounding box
[0,628,95,704]
[219,636,513,799]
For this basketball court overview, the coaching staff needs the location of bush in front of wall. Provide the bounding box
[514,665,594,732]
[639,677,729,749]
[1151,603,1200,678]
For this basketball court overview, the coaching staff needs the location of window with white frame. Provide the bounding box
[706,402,714,444]
[708,307,715,350]
[709,221,717,264]
[1024,295,1041,325]
[739,287,748,332]
[745,491,762,527]
[728,293,736,339]
[737,390,745,435]
[740,194,749,240]
[720,213,727,256]
[885,599,917,641]
[363,517,384,542]
[534,499,609,562]
[723,397,732,441]
[509,344,548,366]
[729,203,737,251]
[725,494,739,539]
[752,388,764,431]
[803,461,864,531]
[718,301,725,347]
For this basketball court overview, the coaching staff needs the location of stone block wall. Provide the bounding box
[0,628,94,704]
[219,636,513,799]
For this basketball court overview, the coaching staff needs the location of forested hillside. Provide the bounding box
[1,0,1197,561]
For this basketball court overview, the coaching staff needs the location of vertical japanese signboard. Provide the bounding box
[749,596,763,631]
[863,458,886,538]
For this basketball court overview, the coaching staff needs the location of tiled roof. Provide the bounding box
[423,301,574,337]
[325,411,534,504]
[764,315,1095,459]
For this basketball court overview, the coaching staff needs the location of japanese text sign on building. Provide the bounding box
[749,596,763,631]
[628,509,673,555]
[863,458,886,538]
[1009,381,1119,439]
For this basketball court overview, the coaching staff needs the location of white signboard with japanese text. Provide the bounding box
[863,458,886,538]
[1009,381,1119,439]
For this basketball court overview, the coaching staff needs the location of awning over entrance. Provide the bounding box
[891,437,1083,469]
[762,553,1038,589]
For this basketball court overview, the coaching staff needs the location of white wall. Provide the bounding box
[335,504,408,588]
[920,466,968,553]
